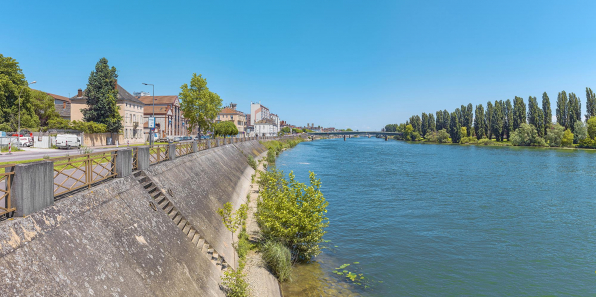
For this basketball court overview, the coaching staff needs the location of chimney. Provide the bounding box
[77,89,82,97]
[114,79,118,90]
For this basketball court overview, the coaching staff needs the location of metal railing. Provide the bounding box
[132,147,139,170]
[150,145,169,164]
[53,150,118,197]
[176,142,193,157]
[0,164,15,217]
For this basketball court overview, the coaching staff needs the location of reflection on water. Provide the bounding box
[281,260,361,297]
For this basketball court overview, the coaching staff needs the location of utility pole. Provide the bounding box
[142,83,155,146]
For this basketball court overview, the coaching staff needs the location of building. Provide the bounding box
[70,83,145,143]
[43,92,71,121]
[250,102,270,125]
[137,95,188,138]
[216,103,247,136]
[254,118,278,136]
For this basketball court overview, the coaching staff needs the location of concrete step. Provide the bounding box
[133,171,144,178]
[197,238,205,248]
[158,199,169,210]
[164,204,175,215]
[191,233,200,244]
[152,191,163,199]
[172,214,183,225]
[207,248,214,255]
[177,219,187,230]
[154,194,167,205]
[187,229,196,239]
[147,186,158,194]
[182,224,191,235]
[212,252,219,260]
[168,209,178,219]
[202,243,209,253]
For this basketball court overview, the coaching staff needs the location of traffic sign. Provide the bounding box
[149,117,155,129]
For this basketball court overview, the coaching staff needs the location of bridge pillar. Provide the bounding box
[385,135,388,141]
[343,135,346,141]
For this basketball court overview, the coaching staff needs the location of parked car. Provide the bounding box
[180,136,192,141]
[17,137,32,147]
[55,134,81,149]
[172,137,182,142]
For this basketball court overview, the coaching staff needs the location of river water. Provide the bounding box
[275,137,596,296]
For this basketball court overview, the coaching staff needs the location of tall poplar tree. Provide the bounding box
[504,99,513,140]
[527,96,538,127]
[512,96,526,130]
[485,101,493,139]
[556,91,568,129]
[586,87,596,122]
[421,112,428,136]
[492,100,504,141]
[449,111,461,143]
[435,111,443,130]
[542,92,552,135]
[442,110,450,132]
[82,57,123,133]
[474,104,485,140]
[567,92,581,131]
[428,113,436,132]
[464,103,473,136]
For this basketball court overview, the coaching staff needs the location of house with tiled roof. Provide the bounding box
[216,103,247,136]
[70,82,145,143]
[40,91,71,120]
[137,95,191,138]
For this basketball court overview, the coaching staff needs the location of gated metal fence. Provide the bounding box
[53,150,118,197]
[149,145,169,164]
[0,164,15,217]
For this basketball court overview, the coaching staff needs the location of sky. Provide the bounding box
[2,0,596,130]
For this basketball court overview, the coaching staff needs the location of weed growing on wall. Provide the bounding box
[247,155,257,170]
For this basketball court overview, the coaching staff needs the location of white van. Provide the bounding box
[17,137,32,147]
[56,134,81,149]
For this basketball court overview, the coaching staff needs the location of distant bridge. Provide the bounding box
[307,131,403,137]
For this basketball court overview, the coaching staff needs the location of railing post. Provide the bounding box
[217,139,220,147]
[192,141,198,153]
[137,146,150,170]
[10,161,54,217]
[115,148,132,178]
[168,143,177,161]
[207,139,211,149]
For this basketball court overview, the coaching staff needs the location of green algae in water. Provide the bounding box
[281,261,362,297]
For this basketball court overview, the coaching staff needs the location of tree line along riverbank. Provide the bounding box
[385,88,596,148]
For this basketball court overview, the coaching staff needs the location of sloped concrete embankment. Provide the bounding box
[0,140,269,296]
[144,142,266,269]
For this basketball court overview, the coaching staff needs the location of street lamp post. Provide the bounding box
[142,83,154,146]
[17,81,36,139]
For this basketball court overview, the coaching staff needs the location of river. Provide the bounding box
[275,137,596,296]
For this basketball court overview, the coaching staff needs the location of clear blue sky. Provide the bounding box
[2,0,596,130]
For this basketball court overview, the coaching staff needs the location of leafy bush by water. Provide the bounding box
[247,155,257,170]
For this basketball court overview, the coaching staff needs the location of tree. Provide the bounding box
[587,116,596,139]
[82,57,122,133]
[561,129,574,147]
[30,90,60,127]
[436,129,450,143]
[574,120,588,143]
[464,103,473,136]
[586,87,596,122]
[556,91,568,129]
[504,99,513,140]
[442,110,450,132]
[421,113,428,136]
[0,54,39,130]
[257,169,329,262]
[542,92,552,136]
[512,96,526,130]
[510,123,546,146]
[179,73,223,139]
[345,128,353,132]
[485,101,493,139]
[567,92,581,131]
[474,104,485,140]
[435,111,443,130]
[491,100,504,141]
[449,111,461,143]
[428,113,436,132]
[214,121,239,138]
[218,202,248,269]
[545,123,565,147]
[527,96,544,136]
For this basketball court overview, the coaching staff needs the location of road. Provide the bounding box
[0,146,129,163]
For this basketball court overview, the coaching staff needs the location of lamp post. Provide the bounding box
[142,83,154,146]
[17,81,36,139]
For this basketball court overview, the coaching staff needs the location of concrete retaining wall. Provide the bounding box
[0,140,268,296]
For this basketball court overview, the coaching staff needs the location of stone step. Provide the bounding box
[152,191,163,199]
[172,214,183,225]
[177,219,187,230]
[158,199,169,210]
[197,238,205,248]
[187,229,196,239]
[154,194,167,205]
[202,243,209,253]
[191,233,200,244]
[212,252,219,260]
[168,209,178,219]
[147,186,158,194]
[133,171,144,178]
[182,224,191,235]
[164,204,175,215]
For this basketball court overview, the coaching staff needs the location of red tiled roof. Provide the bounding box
[35,90,71,103]
[143,105,169,115]
[219,107,243,115]
[137,96,178,105]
